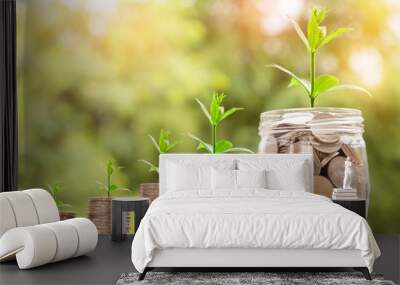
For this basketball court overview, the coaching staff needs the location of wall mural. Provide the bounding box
[16,0,400,233]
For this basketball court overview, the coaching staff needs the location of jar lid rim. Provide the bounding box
[261,107,362,116]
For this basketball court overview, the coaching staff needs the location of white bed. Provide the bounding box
[131,154,380,280]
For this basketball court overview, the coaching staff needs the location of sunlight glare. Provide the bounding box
[258,0,305,36]
[84,0,117,14]
[385,0,400,6]
[349,48,383,87]
[388,14,400,40]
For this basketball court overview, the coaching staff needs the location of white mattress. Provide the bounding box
[131,190,380,273]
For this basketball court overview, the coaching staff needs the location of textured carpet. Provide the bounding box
[116,271,396,285]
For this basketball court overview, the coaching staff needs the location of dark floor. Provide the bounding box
[0,235,399,285]
[375,234,400,284]
[0,236,135,285]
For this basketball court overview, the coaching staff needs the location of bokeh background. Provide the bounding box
[16,0,400,232]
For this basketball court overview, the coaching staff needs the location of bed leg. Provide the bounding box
[138,268,148,281]
[354,267,371,280]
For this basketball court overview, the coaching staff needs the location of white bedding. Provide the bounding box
[131,190,380,273]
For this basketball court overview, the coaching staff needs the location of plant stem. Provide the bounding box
[310,50,316,108]
[107,171,111,198]
[212,124,216,154]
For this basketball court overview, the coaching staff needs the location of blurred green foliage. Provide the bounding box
[17,0,400,232]
[48,182,72,210]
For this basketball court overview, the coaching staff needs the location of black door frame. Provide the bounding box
[0,0,17,192]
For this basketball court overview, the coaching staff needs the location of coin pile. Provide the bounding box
[259,110,368,199]
[59,211,76,221]
[88,197,112,234]
[140,183,159,202]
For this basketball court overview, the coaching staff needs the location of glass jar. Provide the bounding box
[258,108,370,205]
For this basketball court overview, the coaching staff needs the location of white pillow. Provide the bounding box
[211,168,236,190]
[236,169,267,189]
[167,162,211,191]
[237,159,308,191]
[265,167,307,191]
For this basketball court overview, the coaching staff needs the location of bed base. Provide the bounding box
[138,267,371,281]
[138,248,372,281]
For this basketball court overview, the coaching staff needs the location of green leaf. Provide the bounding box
[325,84,372,97]
[196,143,210,152]
[288,17,309,50]
[188,133,213,153]
[54,184,60,195]
[288,77,304,89]
[220,107,243,122]
[96,181,108,191]
[210,92,225,125]
[267,64,311,95]
[165,140,181,153]
[215,139,233,153]
[314,8,326,24]
[107,160,114,176]
[195,98,212,124]
[197,142,213,153]
[109,184,119,192]
[48,183,70,210]
[117,186,131,192]
[138,159,159,173]
[224,147,254,153]
[313,74,339,97]
[319,27,352,48]
[109,184,130,193]
[148,134,161,153]
[158,129,170,153]
[318,26,327,39]
[48,182,61,197]
[306,8,349,51]
[307,9,321,51]
[215,91,225,105]
[307,8,328,51]
[149,129,181,154]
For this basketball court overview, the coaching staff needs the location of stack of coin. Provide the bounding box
[59,211,76,221]
[88,197,112,234]
[140,183,159,202]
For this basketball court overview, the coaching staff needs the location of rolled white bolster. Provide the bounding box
[0,218,97,269]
